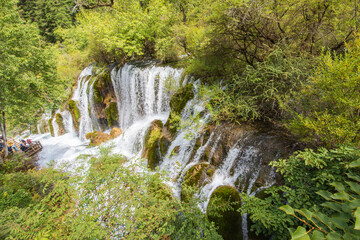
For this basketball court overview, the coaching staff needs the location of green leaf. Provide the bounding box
[355,207,360,230]
[310,230,324,240]
[331,192,350,201]
[346,172,360,182]
[280,205,295,215]
[291,226,311,240]
[346,181,360,195]
[295,209,313,221]
[321,202,342,212]
[317,190,332,201]
[326,231,342,240]
[330,182,346,192]
[349,159,360,168]
[330,216,348,230]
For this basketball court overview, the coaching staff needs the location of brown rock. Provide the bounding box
[110,127,123,139]
[86,131,112,146]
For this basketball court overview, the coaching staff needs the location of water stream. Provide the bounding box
[34,62,284,240]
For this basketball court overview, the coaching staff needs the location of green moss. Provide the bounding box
[68,100,80,131]
[105,102,119,127]
[206,168,215,177]
[55,113,65,136]
[48,119,54,137]
[207,186,242,240]
[93,85,103,104]
[143,120,164,170]
[166,84,194,136]
[170,83,194,114]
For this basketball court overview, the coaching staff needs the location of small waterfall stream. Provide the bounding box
[34,62,288,240]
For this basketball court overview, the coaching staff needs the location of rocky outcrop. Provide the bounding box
[110,127,122,138]
[86,127,123,146]
[55,113,65,136]
[142,120,172,170]
[207,186,242,240]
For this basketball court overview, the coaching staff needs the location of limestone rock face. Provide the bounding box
[110,127,123,138]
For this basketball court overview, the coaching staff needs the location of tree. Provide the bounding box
[0,0,60,157]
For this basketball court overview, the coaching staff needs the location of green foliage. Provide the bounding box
[241,146,360,239]
[200,50,312,123]
[1,147,222,239]
[17,0,75,43]
[280,158,360,239]
[281,37,360,147]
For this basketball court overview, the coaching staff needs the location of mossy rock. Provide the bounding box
[110,127,123,139]
[86,131,112,146]
[55,113,66,136]
[181,163,215,202]
[165,84,194,136]
[170,83,194,114]
[48,119,54,137]
[207,186,242,240]
[143,120,168,170]
[105,102,119,127]
[93,87,103,104]
[68,100,80,131]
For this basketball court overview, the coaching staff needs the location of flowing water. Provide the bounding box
[34,62,285,240]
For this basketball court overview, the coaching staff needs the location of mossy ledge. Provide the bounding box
[142,120,171,170]
[207,185,242,240]
[165,83,194,136]
[48,119,54,137]
[55,113,65,136]
[68,100,80,131]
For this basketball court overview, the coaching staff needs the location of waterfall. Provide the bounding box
[111,63,184,129]
[52,111,60,137]
[33,62,288,240]
[72,66,94,140]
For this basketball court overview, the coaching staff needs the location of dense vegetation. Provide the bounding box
[1,0,360,239]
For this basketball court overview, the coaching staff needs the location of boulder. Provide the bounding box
[86,131,112,146]
[110,127,123,138]
[207,186,242,240]
[55,113,65,136]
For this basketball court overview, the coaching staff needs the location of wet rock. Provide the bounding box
[207,185,242,240]
[56,113,65,136]
[110,127,123,138]
[48,118,54,137]
[181,163,215,201]
[142,120,169,170]
[68,100,80,131]
[86,131,112,146]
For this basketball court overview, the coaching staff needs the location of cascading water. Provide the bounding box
[111,63,184,129]
[33,62,289,240]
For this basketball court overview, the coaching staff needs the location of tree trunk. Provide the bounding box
[1,111,8,158]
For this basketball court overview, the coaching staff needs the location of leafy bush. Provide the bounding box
[281,38,360,147]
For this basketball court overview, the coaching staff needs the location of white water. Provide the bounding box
[111,63,183,129]
[33,63,280,240]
